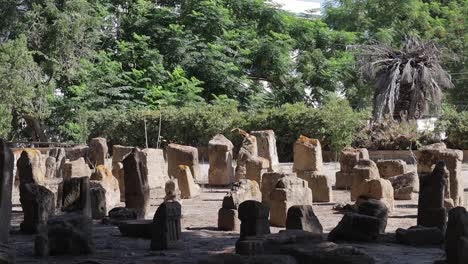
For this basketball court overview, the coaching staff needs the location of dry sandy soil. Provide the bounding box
[9,163,468,264]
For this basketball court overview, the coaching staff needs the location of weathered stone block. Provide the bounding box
[286,205,322,235]
[261,172,292,207]
[293,136,323,173]
[151,201,182,250]
[218,208,239,231]
[245,156,270,185]
[123,149,150,219]
[388,172,419,200]
[89,138,108,167]
[350,159,380,201]
[352,178,394,212]
[167,144,200,181]
[376,159,408,179]
[251,130,279,171]
[208,134,234,186]
[297,171,332,202]
[63,158,91,180]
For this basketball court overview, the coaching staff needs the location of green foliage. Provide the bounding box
[436,107,468,149]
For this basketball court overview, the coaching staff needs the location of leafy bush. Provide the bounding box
[436,108,468,149]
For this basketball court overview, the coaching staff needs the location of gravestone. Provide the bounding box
[90,165,120,215]
[350,159,380,201]
[293,136,323,173]
[0,139,14,243]
[123,149,150,219]
[233,129,257,181]
[208,134,234,186]
[238,200,270,240]
[167,144,200,182]
[140,148,168,197]
[335,147,369,189]
[150,201,182,250]
[62,176,91,218]
[48,147,66,179]
[44,157,56,179]
[286,205,323,235]
[89,137,108,167]
[251,130,279,172]
[19,183,55,234]
[417,161,447,231]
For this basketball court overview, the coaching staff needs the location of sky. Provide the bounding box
[273,0,323,13]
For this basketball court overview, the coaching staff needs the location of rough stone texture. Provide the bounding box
[118,220,152,239]
[62,176,92,218]
[89,138,108,167]
[35,213,94,256]
[350,159,380,201]
[164,178,181,202]
[151,201,182,250]
[123,149,150,219]
[261,172,292,207]
[49,148,66,179]
[245,156,270,185]
[286,205,323,235]
[44,157,56,179]
[17,149,45,186]
[65,145,89,162]
[418,161,447,231]
[328,212,382,242]
[174,165,200,199]
[108,207,137,221]
[90,165,120,213]
[63,158,92,180]
[0,139,14,243]
[388,172,420,200]
[335,148,369,189]
[43,177,63,209]
[446,207,468,264]
[417,143,464,207]
[251,130,279,171]
[222,180,262,210]
[293,136,323,173]
[218,208,239,231]
[167,143,200,182]
[141,148,168,193]
[111,145,133,201]
[89,183,106,219]
[19,183,55,234]
[352,178,395,212]
[296,171,332,202]
[376,160,408,179]
[234,130,257,181]
[238,200,270,240]
[208,134,234,186]
[396,226,444,246]
[270,175,313,227]
[357,198,389,234]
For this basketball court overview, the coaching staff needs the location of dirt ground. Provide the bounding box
[9,162,468,264]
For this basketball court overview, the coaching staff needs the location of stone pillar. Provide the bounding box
[245,156,269,185]
[208,134,234,186]
[175,165,200,199]
[89,137,108,167]
[269,175,313,227]
[63,158,92,180]
[233,129,257,181]
[141,148,169,195]
[251,130,279,171]
[151,201,182,250]
[260,172,292,207]
[335,148,369,189]
[417,161,448,232]
[293,136,323,173]
[123,149,150,219]
[111,145,133,201]
[352,178,395,212]
[62,176,91,218]
[0,139,14,243]
[90,165,120,218]
[350,159,380,201]
[167,144,200,182]
[237,200,270,240]
[297,171,333,202]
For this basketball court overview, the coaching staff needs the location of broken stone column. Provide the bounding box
[233,129,257,181]
[335,147,369,189]
[89,137,108,167]
[0,139,14,243]
[111,145,133,201]
[167,144,200,182]
[63,158,92,180]
[286,205,323,235]
[269,175,313,227]
[417,161,448,231]
[293,136,323,173]
[208,134,234,186]
[245,156,269,185]
[350,159,380,201]
[260,172,292,207]
[150,201,182,250]
[445,207,468,264]
[251,130,279,172]
[218,179,261,231]
[237,200,270,240]
[123,149,150,219]
[417,143,464,207]
[297,171,333,202]
[141,148,169,198]
[62,176,92,218]
[376,160,408,179]
[90,165,120,219]
[352,178,395,212]
[388,172,419,200]
[174,165,200,199]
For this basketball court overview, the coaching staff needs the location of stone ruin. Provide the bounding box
[123,149,150,219]
[151,201,182,250]
[218,179,261,231]
[167,143,201,182]
[174,165,200,199]
[250,130,279,172]
[293,136,332,203]
[0,139,14,263]
[335,147,369,189]
[233,129,257,181]
[208,134,234,186]
[376,159,408,179]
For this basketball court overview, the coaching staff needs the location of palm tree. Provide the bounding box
[353,38,453,121]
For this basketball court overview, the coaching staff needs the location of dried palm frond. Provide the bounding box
[351,38,453,120]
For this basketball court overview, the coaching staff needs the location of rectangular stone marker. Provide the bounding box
[141,148,169,192]
[237,200,270,240]
[293,136,323,173]
[0,139,14,243]
[251,130,279,171]
[208,134,234,186]
[123,149,150,219]
[89,137,108,167]
[167,144,200,182]
[151,201,182,250]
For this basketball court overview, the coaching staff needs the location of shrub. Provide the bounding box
[436,108,468,149]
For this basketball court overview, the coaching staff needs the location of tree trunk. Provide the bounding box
[23,115,47,142]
